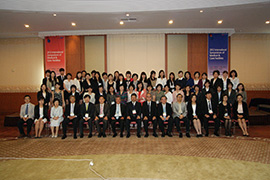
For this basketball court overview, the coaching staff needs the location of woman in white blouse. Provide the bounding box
[127,84,137,103]
[193,71,200,86]
[63,73,74,104]
[229,70,239,90]
[164,85,173,104]
[50,99,64,138]
[187,94,202,137]
[34,97,48,138]
[156,70,167,89]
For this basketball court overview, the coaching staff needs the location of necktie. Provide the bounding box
[116,105,120,116]
[86,103,88,111]
[148,102,151,113]
[100,104,103,115]
[163,105,166,114]
[208,101,212,110]
[25,104,28,115]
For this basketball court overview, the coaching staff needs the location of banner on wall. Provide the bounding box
[45,36,65,76]
[208,33,228,79]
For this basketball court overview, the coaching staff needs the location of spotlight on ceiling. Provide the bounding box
[169,20,174,24]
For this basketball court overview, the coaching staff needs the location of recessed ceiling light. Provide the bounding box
[266,20,270,24]
[200,10,203,13]
[53,13,57,17]
[24,24,30,28]
[71,22,76,26]
[120,21,124,25]
[126,13,130,17]
[217,20,223,24]
[169,20,174,24]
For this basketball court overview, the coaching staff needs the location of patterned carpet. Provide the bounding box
[0,136,269,180]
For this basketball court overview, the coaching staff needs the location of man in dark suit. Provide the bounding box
[157,95,173,137]
[94,96,110,137]
[212,85,224,105]
[110,96,126,137]
[126,93,142,138]
[57,68,66,90]
[42,70,51,86]
[79,95,95,138]
[142,93,158,137]
[201,92,220,137]
[62,95,80,139]
[210,70,223,92]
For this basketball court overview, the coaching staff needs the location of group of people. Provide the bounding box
[18,68,249,139]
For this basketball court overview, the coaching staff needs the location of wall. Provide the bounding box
[85,35,105,73]
[0,37,44,92]
[167,35,188,76]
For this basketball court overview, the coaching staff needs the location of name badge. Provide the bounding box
[209,110,213,114]
[132,110,136,115]
[111,101,115,105]
[51,86,55,91]
[70,113,74,116]
[163,112,167,118]
[156,101,159,104]
[98,83,102,86]
[39,116,43,119]
[224,113,228,117]
[99,114,104,118]
[85,113,89,118]
[24,115,28,118]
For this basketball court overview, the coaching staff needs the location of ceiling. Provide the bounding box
[0,0,269,38]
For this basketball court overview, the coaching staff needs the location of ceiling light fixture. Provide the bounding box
[24,24,30,28]
[217,20,223,24]
[126,13,130,17]
[53,13,57,17]
[265,20,270,24]
[169,20,174,24]
[200,10,203,13]
[71,22,76,26]
[120,21,124,25]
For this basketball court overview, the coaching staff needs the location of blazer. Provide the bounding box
[116,80,127,92]
[34,105,48,120]
[57,75,66,90]
[218,103,232,120]
[175,78,186,89]
[126,101,142,117]
[80,102,95,119]
[20,103,35,119]
[187,102,201,120]
[225,89,237,105]
[82,80,92,92]
[110,103,126,118]
[172,102,188,118]
[68,92,80,103]
[166,79,176,92]
[198,79,208,90]
[201,98,218,116]
[233,102,249,120]
[212,90,225,105]
[201,87,215,97]
[157,102,172,118]
[64,103,80,118]
[37,91,51,106]
[95,91,107,104]
[142,101,157,118]
[94,103,110,118]
[210,78,223,92]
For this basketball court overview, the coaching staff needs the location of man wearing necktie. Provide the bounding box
[202,92,220,137]
[62,95,80,139]
[57,68,66,90]
[18,95,35,138]
[126,93,142,138]
[94,96,110,137]
[110,96,126,137]
[79,95,95,138]
[142,93,158,137]
[157,95,173,137]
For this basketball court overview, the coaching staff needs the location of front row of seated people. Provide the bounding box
[18,90,249,139]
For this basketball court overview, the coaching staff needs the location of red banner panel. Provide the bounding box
[45,36,65,75]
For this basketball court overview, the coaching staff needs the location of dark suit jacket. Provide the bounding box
[166,80,176,92]
[34,105,48,120]
[110,103,126,118]
[225,89,237,105]
[80,102,95,119]
[157,103,172,118]
[95,91,107,104]
[68,92,80,103]
[201,87,215,97]
[201,98,218,116]
[142,101,157,118]
[82,80,91,92]
[175,78,186,89]
[210,78,223,92]
[64,103,80,118]
[187,102,201,120]
[213,90,225,105]
[42,77,48,86]
[94,103,110,118]
[126,101,141,117]
[218,103,232,120]
[37,91,51,106]
[233,102,249,119]
[57,75,66,90]
[116,80,127,92]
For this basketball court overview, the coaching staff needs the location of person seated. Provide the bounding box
[94,96,110,138]
[79,95,95,138]
[62,95,80,139]
[110,96,126,137]
[18,95,35,138]
[172,94,190,138]
[127,84,137,103]
[187,94,202,137]
[201,92,220,137]
[83,86,96,104]
[126,93,142,138]
[155,84,164,104]
[219,94,232,136]
[95,85,107,104]
[116,84,128,105]
[164,85,173,104]
[210,70,223,92]
[233,94,249,136]
[142,93,158,137]
[37,84,51,107]
[34,97,48,138]
[225,82,236,106]
[157,95,173,137]
[136,81,146,105]
[172,84,185,103]
[50,99,64,138]
[69,85,80,104]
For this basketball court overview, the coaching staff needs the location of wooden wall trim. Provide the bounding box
[165,34,168,78]
[104,35,107,72]
[80,36,85,70]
